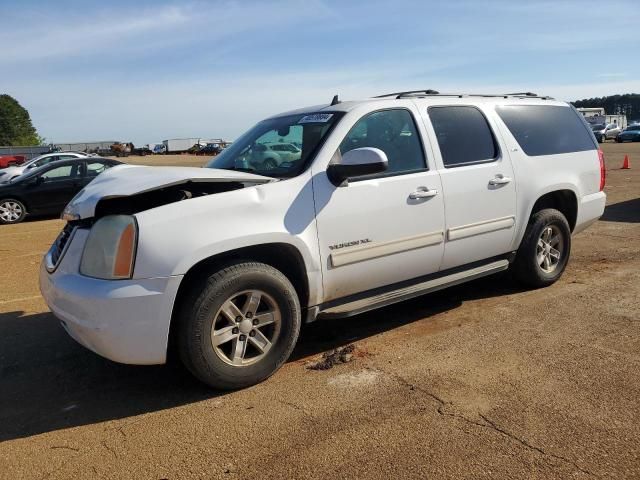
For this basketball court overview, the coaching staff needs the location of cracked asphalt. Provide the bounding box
[1,143,639,479]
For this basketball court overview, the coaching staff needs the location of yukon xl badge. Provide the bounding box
[329,239,372,251]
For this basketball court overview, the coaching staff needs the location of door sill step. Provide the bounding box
[318,259,509,319]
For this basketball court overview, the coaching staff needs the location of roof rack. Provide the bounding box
[374,89,440,98]
[374,90,553,100]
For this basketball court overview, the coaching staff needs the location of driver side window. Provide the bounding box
[40,164,80,182]
[339,109,426,176]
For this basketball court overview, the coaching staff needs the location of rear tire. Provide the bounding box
[513,208,571,288]
[177,262,301,390]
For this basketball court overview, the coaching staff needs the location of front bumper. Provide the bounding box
[39,228,183,365]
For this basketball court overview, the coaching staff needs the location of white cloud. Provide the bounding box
[0,0,334,63]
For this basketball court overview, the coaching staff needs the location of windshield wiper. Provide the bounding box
[225,166,257,173]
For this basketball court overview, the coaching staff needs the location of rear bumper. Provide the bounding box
[40,257,182,365]
[574,191,606,234]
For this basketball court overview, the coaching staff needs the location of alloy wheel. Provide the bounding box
[211,289,282,366]
[537,225,563,273]
[0,201,23,223]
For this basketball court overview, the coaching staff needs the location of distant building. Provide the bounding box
[576,108,627,129]
[576,107,605,118]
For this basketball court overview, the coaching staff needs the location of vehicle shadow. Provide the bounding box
[0,273,523,442]
[600,197,640,223]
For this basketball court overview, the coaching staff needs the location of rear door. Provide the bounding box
[423,104,517,269]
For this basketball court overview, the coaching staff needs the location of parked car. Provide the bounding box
[590,123,621,142]
[197,143,223,156]
[616,124,640,142]
[0,152,89,184]
[40,91,606,390]
[239,141,302,169]
[0,157,122,224]
[0,155,26,168]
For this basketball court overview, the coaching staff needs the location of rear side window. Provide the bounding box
[496,105,596,156]
[428,106,498,167]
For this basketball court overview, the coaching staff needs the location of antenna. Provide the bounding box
[331,94,340,106]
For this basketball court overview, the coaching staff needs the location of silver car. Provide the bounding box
[590,123,621,143]
[0,152,88,183]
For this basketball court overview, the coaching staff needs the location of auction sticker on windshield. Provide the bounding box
[299,113,334,124]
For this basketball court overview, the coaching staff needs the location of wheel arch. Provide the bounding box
[167,242,310,359]
[528,189,578,232]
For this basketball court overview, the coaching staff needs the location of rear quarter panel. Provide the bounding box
[492,112,601,248]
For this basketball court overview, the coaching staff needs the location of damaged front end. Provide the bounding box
[62,165,275,221]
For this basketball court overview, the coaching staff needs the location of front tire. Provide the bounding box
[0,199,27,224]
[177,262,301,390]
[513,208,571,288]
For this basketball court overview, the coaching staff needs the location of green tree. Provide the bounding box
[572,93,640,122]
[0,94,44,146]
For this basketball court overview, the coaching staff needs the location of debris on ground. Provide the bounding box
[306,344,356,370]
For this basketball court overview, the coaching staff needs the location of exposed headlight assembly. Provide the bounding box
[80,215,138,280]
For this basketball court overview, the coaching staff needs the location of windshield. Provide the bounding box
[590,124,605,130]
[626,125,640,131]
[206,112,342,177]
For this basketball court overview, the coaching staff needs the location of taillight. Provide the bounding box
[598,149,606,191]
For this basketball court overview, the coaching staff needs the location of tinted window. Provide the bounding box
[496,105,596,156]
[41,164,80,181]
[428,106,498,167]
[340,109,426,175]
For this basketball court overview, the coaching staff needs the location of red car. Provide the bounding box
[0,155,26,168]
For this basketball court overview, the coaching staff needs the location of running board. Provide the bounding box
[319,259,509,319]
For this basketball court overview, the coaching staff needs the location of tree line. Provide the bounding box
[0,94,43,146]
[572,93,640,122]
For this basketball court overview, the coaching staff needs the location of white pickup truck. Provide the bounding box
[40,91,606,390]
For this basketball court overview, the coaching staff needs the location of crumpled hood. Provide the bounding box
[64,164,274,219]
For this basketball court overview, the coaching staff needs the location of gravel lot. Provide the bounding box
[1,143,639,479]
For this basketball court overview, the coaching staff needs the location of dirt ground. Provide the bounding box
[0,143,639,479]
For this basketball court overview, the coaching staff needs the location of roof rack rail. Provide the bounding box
[374,90,553,100]
[374,89,440,99]
[505,92,538,96]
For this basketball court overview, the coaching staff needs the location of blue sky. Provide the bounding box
[1,0,639,145]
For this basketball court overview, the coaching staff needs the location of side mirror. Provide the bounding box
[327,147,388,186]
[28,176,43,186]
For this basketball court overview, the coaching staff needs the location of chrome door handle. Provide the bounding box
[489,175,512,186]
[409,188,439,199]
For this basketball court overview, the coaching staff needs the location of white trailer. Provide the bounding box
[577,109,627,130]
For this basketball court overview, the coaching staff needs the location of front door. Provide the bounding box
[313,107,446,302]
[425,105,517,269]
[28,163,83,214]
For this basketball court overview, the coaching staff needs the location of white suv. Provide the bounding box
[40,91,606,390]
